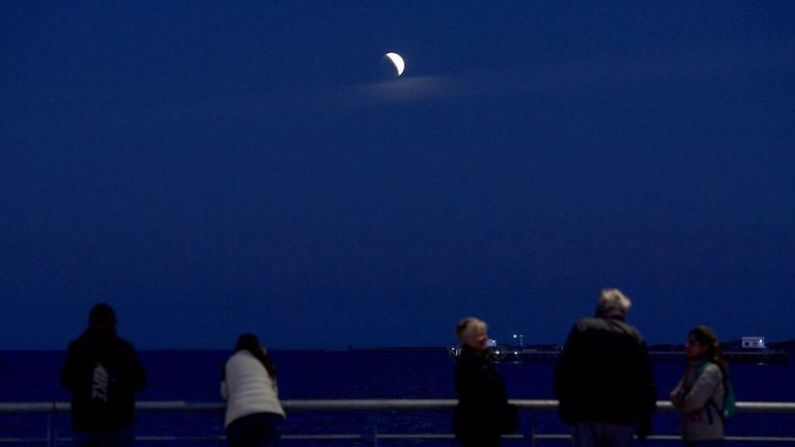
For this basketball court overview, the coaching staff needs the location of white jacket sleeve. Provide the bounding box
[220,380,229,401]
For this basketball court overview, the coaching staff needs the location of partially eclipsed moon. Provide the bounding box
[385,52,405,76]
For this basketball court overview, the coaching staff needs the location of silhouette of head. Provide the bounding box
[235,332,261,353]
[689,325,721,357]
[87,303,117,337]
[456,317,489,352]
[596,288,632,320]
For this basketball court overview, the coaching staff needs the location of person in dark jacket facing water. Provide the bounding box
[555,289,657,446]
[60,303,146,447]
[452,317,512,447]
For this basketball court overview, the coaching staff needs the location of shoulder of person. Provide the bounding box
[573,317,600,331]
[67,335,99,354]
[456,348,480,365]
[115,337,137,351]
[66,337,82,351]
[103,337,138,358]
[625,323,645,344]
[700,362,723,378]
[575,317,640,336]
[228,350,257,364]
[605,319,645,343]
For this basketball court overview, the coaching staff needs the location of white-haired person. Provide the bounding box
[452,317,515,447]
[554,289,657,446]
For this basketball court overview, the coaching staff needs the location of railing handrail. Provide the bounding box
[3,399,795,413]
[3,399,795,445]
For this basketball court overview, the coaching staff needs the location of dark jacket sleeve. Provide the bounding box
[60,341,80,391]
[121,342,146,392]
[454,350,508,437]
[455,356,485,403]
[554,324,579,423]
[636,340,657,418]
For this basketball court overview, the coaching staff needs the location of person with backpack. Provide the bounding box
[669,325,733,446]
[60,303,147,447]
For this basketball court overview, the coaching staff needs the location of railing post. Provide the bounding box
[371,410,379,447]
[47,402,55,447]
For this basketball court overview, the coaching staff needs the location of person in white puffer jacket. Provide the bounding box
[221,333,285,447]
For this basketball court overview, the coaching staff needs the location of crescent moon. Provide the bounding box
[385,52,405,76]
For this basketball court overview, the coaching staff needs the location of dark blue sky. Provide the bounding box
[2,2,794,349]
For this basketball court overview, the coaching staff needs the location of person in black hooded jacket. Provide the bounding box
[452,317,511,447]
[60,303,146,447]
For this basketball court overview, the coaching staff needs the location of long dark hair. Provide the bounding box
[235,332,276,380]
[689,325,728,373]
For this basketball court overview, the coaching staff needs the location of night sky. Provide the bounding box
[3,2,794,349]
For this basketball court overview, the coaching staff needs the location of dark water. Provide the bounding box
[1,350,794,445]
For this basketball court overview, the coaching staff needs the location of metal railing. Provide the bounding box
[2,399,795,445]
